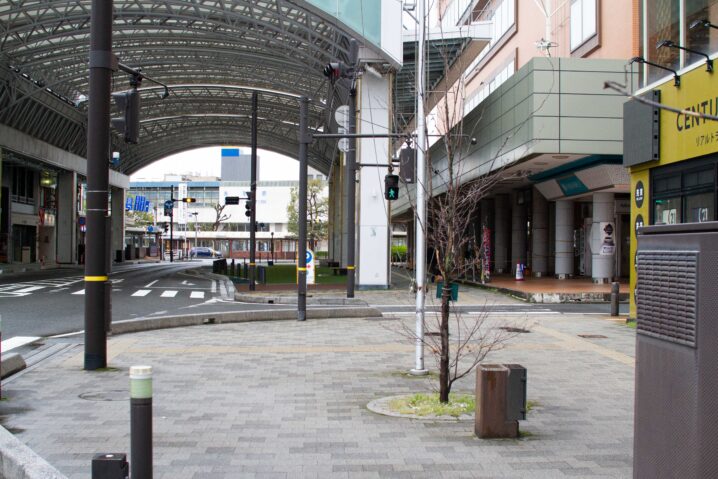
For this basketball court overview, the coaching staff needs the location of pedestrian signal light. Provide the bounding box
[385,174,399,200]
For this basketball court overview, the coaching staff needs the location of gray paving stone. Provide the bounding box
[0,312,635,478]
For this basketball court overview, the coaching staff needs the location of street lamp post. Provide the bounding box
[270,231,275,263]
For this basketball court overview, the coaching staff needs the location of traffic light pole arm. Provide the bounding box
[117,62,170,98]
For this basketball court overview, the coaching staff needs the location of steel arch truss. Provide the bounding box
[0,0,359,174]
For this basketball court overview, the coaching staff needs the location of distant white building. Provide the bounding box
[127,149,327,260]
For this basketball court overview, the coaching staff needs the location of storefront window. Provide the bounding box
[685,192,715,221]
[644,0,681,84]
[686,0,718,65]
[654,197,682,224]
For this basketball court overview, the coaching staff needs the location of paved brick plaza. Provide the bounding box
[0,312,634,478]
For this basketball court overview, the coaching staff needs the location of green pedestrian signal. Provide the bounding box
[385,174,399,201]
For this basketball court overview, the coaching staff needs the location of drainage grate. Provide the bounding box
[577,334,608,339]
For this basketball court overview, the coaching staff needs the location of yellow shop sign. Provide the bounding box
[660,67,718,164]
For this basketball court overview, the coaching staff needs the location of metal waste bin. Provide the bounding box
[634,222,718,478]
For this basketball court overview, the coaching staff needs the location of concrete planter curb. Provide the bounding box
[1,353,27,379]
[110,307,383,336]
[234,292,369,306]
[0,426,67,479]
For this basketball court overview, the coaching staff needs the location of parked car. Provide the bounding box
[190,247,222,258]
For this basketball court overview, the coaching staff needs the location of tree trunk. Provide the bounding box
[439,283,452,403]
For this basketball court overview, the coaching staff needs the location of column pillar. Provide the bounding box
[531,188,548,277]
[591,192,615,283]
[510,192,527,274]
[111,187,125,264]
[56,171,77,264]
[494,194,509,273]
[356,72,390,289]
[555,200,574,279]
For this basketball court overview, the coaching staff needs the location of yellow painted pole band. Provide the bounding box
[297,267,307,271]
[346,266,355,270]
[249,263,256,266]
[84,276,108,282]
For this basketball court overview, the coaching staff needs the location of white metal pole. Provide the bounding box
[411,0,428,375]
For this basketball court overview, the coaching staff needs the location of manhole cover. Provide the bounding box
[79,390,128,402]
[577,334,608,339]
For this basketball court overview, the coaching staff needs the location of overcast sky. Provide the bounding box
[129,146,302,182]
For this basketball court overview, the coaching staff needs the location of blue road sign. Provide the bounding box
[306,250,313,264]
[126,197,133,211]
[164,200,173,209]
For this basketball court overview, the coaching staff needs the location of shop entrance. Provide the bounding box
[12,224,36,263]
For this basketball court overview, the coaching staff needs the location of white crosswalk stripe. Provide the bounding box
[190,291,205,299]
[15,285,46,293]
[160,290,178,298]
[132,289,152,297]
[72,289,85,295]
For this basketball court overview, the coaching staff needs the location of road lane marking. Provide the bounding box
[132,290,151,297]
[14,286,45,293]
[211,281,217,293]
[160,290,178,298]
[2,336,41,352]
[190,291,205,299]
[145,280,158,287]
[72,289,85,295]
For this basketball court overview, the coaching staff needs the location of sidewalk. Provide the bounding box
[0,311,635,478]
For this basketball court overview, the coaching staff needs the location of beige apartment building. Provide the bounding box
[394,0,639,284]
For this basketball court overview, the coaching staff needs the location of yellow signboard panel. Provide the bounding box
[628,65,718,318]
[659,70,718,164]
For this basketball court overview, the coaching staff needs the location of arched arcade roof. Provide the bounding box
[0,0,395,175]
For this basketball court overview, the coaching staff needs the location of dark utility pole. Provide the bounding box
[169,186,174,263]
[297,96,310,321]
[249,91,258,291]
[84,0,114,370]
[345,81,357,298]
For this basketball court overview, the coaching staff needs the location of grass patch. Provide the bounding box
[389,393,475,417]
[519,430,535,438]
[625,320,637,329]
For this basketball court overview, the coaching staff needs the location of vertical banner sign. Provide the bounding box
[481,226,491,283]
[306,249,315,285]
[177,183,188,225]
[600,222,616,256]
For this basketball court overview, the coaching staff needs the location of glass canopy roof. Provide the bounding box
[0,0,399,174]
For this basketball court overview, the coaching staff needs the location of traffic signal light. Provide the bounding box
[225,196,240,205]
[180,198,196,203]
[385,174,399,200]
[245,192,253,217]
[111,88,140,143]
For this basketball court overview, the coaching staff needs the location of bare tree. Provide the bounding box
[212,203,231,231]
[397,21,532,403]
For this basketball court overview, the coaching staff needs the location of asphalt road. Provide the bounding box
[0,261,629,341]
[0,260,276,338]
